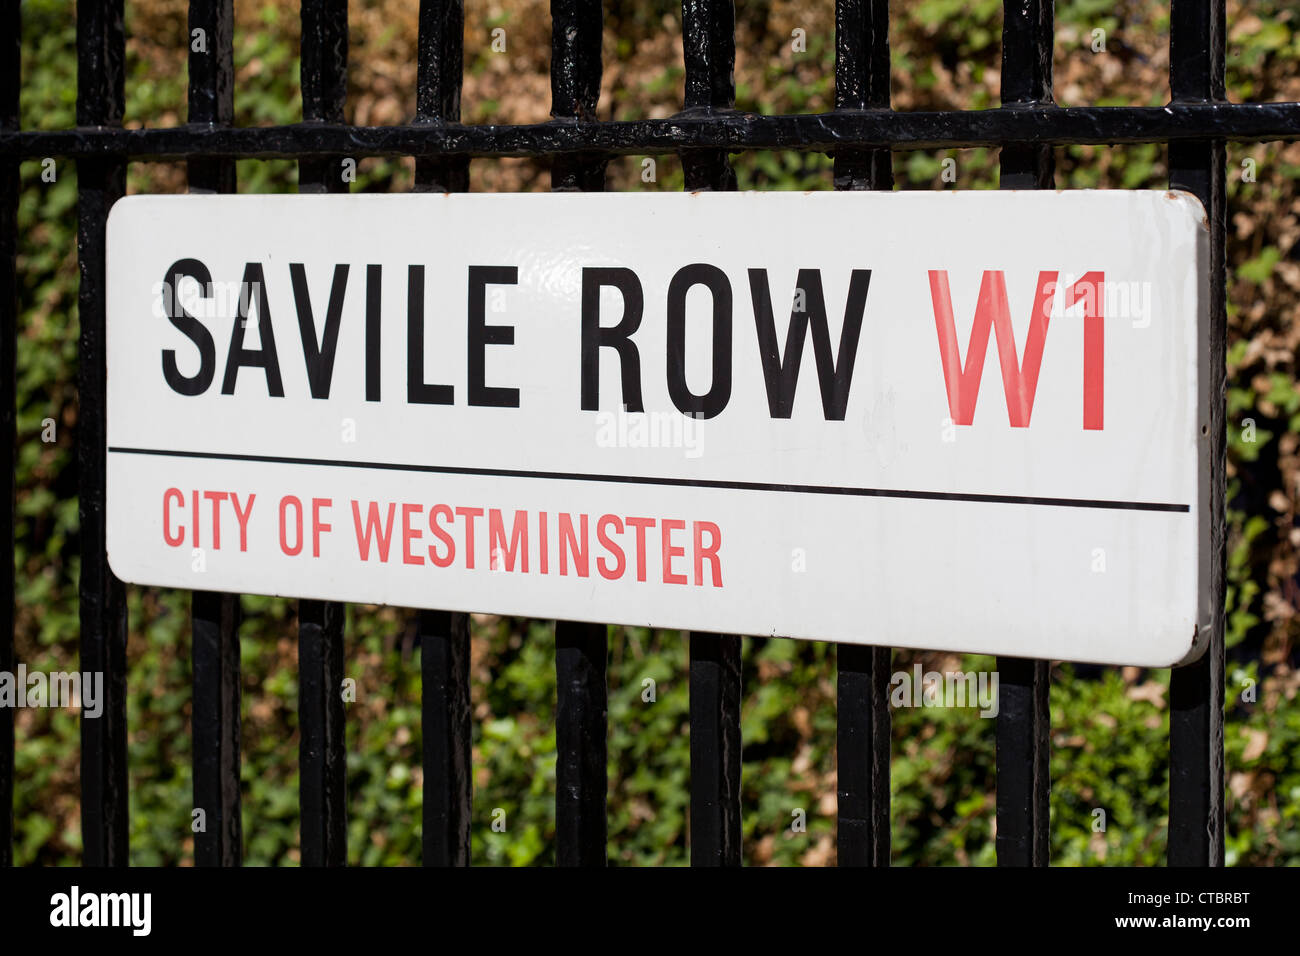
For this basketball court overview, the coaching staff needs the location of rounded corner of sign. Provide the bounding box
[104,547,134,587]
[1165,624,1210,669]
[104,196,128,231]
[1161,189,1211,233]
[105,194,145,233]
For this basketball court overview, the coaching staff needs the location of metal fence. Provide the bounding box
[0,0,1289,867]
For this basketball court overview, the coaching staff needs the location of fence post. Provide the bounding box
[690,633,742,865]
[550,0,611,868]
[415,0,469,193]
[1168,0,1227,868]
[833,0,894,868]
[555,621,608,865]
[994,0,1055,868]
[187,0,243,869]
[420,610,471,866]
[414,0,474,868]
[679,0,737,191]
[0,0,17,869]
[297,0,350,868]
[679,0,743,868]
[76,0,129,869]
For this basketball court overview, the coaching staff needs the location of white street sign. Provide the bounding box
[106,191,1210,666]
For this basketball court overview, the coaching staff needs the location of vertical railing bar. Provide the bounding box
[415,0,458,121]
[995,0,1054,868]
[415,0,469,193]
[554,621,607,865]
[76,0,129,869]
[836,645,891,865]
[297,0,349,868]
[833,0,893,869]
[187,0,242,869]
[0,0,18,869]
[995,656,1050,864]
[414,0,473,867]
[833,0,892,189]
[550,0,607,191]
[998,0,1055,189]
[187,0,235,195]
[420,611,471,866]
[550,0,609,867]
[679,0,742,867]
[191,593,241,865]
[298,599,346,865]
[1168,0,1227,868]
[689,633,741,865]
[679,0,737,191]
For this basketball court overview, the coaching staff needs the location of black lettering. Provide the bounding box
[580,267,644,412]
[748,268,871,420]
[221,262,284,397]
[366,264,381,402]
[160,258,216,396]
[666,263,731,419]
[407,264,454,405]
[290,262,349,399]
[468,265,519,408]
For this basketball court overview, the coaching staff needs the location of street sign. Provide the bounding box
[106,190,1210,666]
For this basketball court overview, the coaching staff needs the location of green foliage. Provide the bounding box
[1050,666,1171,865]
[911,0,1003,58]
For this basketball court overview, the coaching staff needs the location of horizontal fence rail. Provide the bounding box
[0,0,1267,867]
[2,103,1300,161]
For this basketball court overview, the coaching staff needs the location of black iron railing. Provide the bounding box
[0,0,1281,867]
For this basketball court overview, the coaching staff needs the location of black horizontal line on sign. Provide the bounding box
[107,446,1193,514]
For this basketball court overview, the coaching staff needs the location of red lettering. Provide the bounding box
[489,508,529,573]
[402,503,424,565]
[311,498,332,558]
[280,496,303,556]
[429,504,456,567]
[455,507,483,569]
[192,489,201,548]
[661,519,687,585]
[929,269,1058,427]
[559,513,589,577]
[1066,271,1105,430]
[624,517,655,583]
[352,500,396,562]
[538,511,549,574]
[163,488,184,547]
[693,520,722,587]
[231,493,255,552]
[596,514,624,580]
[203,491,229,549]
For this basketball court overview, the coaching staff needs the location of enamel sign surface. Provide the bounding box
[106,191,1210,666]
